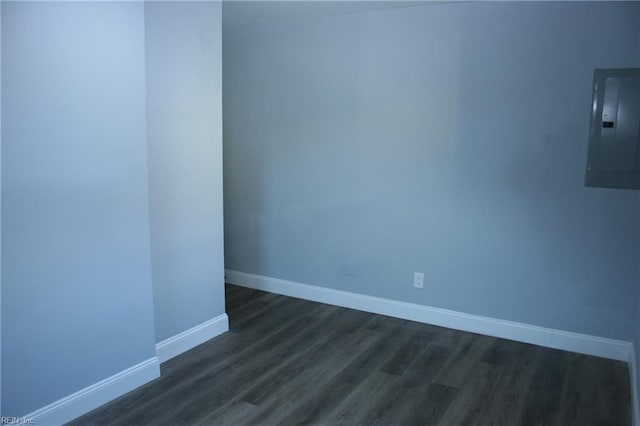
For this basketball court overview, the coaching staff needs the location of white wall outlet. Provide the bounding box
[413,272,424,288]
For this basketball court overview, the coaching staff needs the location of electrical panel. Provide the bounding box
[585,68,640,190]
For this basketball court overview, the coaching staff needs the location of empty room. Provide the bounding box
[1,0,639,425]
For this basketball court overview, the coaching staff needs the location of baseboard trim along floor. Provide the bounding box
[629,345,640,426]
[21,313,231,425]
[225,269,632,362]
[24,357,160,425]
[156,313,230,363]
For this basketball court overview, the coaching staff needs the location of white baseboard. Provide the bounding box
[24,357,160,426]
[20,315,230,425]
[630,344,640,426]
[225,270,632,362]
[155,314,229,363]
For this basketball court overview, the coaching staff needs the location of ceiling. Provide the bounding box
[222,1,439,27]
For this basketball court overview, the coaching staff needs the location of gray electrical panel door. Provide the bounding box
[585,68,640,190]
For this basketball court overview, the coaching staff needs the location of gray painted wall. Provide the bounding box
[223,2,640,340]
[1,2,156,415]
[0,1,3,417]
[145,1,225,342]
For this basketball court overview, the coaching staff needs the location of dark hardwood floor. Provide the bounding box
[70,284,631,425]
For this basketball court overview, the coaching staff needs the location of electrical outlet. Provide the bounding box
[413,272,424,288]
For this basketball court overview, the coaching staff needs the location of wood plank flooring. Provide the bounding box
[70,284,631,425]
